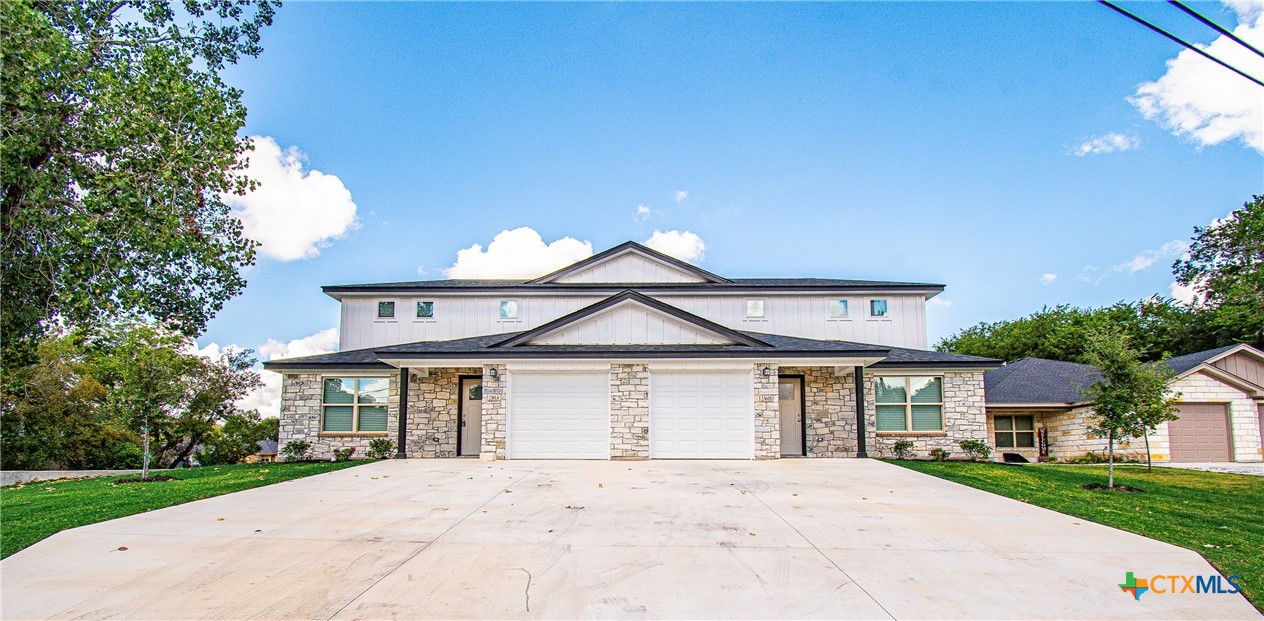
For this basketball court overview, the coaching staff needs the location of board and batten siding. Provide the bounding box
[1210,351,1264,387]
[553,253,707,284]
[339,293,928,351]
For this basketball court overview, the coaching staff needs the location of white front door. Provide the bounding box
[508,372,609,459]
[459,377,482,456]
[650,371,752,459]
[779,377,803,456]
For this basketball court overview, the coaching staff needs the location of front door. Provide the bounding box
[459,377,482,456]
[779,377,804,456]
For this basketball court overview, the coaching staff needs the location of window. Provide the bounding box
[416,301,434,318]
[499,300,519,319]
[870,299,888,317]
[994,415,1036,449]
[829,299,849,318]
[322,378,389,432]
[875,376,943,432]
[377,301,395,318]
[746,299,765,318]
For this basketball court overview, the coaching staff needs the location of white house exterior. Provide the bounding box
[266,241,999,461]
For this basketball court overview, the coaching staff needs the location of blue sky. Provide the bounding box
[203,1,1263,409]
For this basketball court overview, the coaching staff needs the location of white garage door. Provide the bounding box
[509,372,609,459]
[651,372,752,459]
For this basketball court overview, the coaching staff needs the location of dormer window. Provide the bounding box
[416,301,434,318]
[829,299,849,318]
[870,299,888,317]
[499,300,519,320]
[377,301,395,318]
[745,299,765,318]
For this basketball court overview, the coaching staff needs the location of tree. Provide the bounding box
[1,0,276,369]
[1174,195,1264,350]
[1081,330,1179,488]
[200,411,270,465]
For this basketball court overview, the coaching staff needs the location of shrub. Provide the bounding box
[367,438,396,459]
[1062,451,1108,464]
[332,447,355,462]
[281,440,311,462]
[959,439,992,462]
[891,439,914,460]
[929,447,950,461]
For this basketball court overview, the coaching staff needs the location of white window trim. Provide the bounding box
[745,299,766,320]
[498,299,521,321]
[868,298,890,319]
[827,298,851,321]
[875,375,944,432]
[414,300,436,322]
[376,300,397,320]
[320,376,391,433]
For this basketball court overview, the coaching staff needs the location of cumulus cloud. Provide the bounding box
[1038,273,1058,285]
[926,297,953,308]
[1128,4,1264,153]
[444,228,593,279]
[1074,133,1140,156]
[635,203,654,222]
[1112,240,1190,273]
[193,328,339,418]
[225,136,359,261]
[1169,280,1204,306]
[674,190,689,202]
[643,230,706,262]
[257,328,340,361]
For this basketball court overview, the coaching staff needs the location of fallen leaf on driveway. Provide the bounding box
[216,518,225,521]
[748,532,756,537]
[117,546,128,551]
[598,483,604,488]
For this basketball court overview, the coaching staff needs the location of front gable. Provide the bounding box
[530,241,730,284]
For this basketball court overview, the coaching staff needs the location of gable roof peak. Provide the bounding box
[528,241,731,285]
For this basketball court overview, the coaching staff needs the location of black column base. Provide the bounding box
[856,451,869,458]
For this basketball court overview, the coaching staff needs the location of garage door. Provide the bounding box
[509,372,609,459]
[650,372,752,459]
[1168,403,1232,462]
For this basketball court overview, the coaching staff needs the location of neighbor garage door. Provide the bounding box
[1168,403,1232,462]
[650,372,751,459]
[508,372,609,459]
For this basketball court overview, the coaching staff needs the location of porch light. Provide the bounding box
[762,367,771,376]
[488,367,498,379]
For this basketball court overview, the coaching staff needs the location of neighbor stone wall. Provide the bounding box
[753,363,781,459]
[1170,372,1262,462]
[404,367,481,458]
[481,364,508,460]
[278,372,398,461]
[610,363,650,459]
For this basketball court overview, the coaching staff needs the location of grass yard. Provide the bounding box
[1,461,367,558]
[892,460,1264,610]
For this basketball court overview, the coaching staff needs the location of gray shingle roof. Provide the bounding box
[1159,344,1238,376]
[322,277,945,294]
[256,440,278,455]
[984,357,1101,405]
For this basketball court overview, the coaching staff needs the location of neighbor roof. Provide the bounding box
[256,440,278,455]
[1159,344,1240,377]
[984,357,1101,405]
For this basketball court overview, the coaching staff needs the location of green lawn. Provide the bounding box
[1,461,368,558]
[891,460,1263,610]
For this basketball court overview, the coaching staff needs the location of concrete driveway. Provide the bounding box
[2,459,1258,620]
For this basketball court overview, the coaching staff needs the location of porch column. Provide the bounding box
[395,367,409,458]
[854,366,868,458]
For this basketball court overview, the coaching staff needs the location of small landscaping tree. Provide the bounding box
[959,439,992,462]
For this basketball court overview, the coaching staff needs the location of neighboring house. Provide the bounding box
[984,344,1264,463]
[265,241,998,461]
[248,440,279,463]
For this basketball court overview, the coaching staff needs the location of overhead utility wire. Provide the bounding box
[1167,0,1264,60]
[1097,0,1264,88]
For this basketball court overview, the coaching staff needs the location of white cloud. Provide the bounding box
[926,297,953,308]
[1128,4,1264,153]
[444,228,593,279]
[1038,273,1058,285]
[225,136,359,261]
[635,203,654,222]
[1169,280,1204,306]
[1112,240,1190,273]
[643,230,707,263]
[192,328,339,418]
[1074,133,1140,156]
[257,328,339,361]
[674,190,689,203]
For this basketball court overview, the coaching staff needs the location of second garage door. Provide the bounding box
[651,372,752,459]
[509,372,609,459]
[1168,403,1232,462]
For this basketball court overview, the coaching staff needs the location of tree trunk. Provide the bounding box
[1107,429,1115,489]
[141,416,150,479]
[1144,433,1152,473]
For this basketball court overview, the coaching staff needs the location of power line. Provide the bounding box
[1097,0,1264,88]
[1167,0,1264,60]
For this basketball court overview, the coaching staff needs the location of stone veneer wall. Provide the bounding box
[753,363,781,459]
[610,364,650,459]
[279,372,398,461]
[1171,372,1262,462]
[480,364,508,460]
[404,367,481,458]
[870,371,987,458]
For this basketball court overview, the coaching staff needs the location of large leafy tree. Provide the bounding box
[0,0,277,368]
[1174,195,1264,349]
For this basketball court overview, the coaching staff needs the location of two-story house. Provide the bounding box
[265,241,1000,460]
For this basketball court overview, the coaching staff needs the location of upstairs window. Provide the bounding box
[499,300,519,319]
[416,301,435,318]
[377,301,395,318]
[875,376,943,432]
[870,299,888,317]
[322,378,389,432]
[829,299,849,318]
[745,299,765,318]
